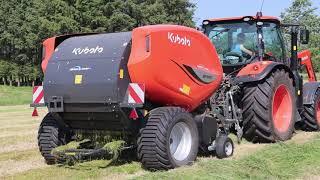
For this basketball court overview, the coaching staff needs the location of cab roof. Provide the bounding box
[205,16,280,24]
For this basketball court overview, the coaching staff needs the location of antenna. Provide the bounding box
[256,0,264,19]
[259,0,265,12]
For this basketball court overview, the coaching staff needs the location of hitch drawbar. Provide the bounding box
[51,140,129,165]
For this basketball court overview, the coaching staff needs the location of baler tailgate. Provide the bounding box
[45,59,118,103]
[43,32,132,106]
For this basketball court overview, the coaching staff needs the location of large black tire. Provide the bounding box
[241,69,296,142]
[137,107,199,170]
[301,88,320,131]
[38,113,70,164]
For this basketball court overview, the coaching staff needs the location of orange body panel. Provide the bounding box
[128,25,223,111]
[41,37,56,72]
[299,50,317,82]
[237,61,273,77]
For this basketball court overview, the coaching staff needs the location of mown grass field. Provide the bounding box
[0,85,32,106]
[0,105,319,180]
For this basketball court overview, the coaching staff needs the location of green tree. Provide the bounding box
[0,60,9,85]
[280,0,320,71]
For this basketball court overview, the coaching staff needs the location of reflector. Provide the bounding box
[129,109,139,120]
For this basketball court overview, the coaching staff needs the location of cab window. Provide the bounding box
[263,23,285,61]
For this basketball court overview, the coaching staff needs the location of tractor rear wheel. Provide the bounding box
[301,88,320,131]
[241,69,296,142]
[38,113,70,164]
[137,107,199,170]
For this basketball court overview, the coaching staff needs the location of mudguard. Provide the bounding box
[303,82,320,105]
[233,61,294,85]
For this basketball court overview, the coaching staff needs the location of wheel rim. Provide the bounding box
[316,99,320,125]
[169,122,192,161]
[225,141,233,156]
[272,85,293,133]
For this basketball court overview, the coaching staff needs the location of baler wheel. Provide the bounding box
[241,69,296,142]
[301,88,320,131]
[38,113,70,164]
[215,134,234,159]
[137,107,199,170]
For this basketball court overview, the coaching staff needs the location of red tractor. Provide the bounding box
[202,13,318,141]
[33,12,318,170]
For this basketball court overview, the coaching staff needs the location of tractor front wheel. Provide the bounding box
[241,69,296,142]
[137,107,199,170]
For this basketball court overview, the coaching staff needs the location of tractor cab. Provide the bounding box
[202,15,288,74]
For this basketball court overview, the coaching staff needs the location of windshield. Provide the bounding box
[204,22,284,65]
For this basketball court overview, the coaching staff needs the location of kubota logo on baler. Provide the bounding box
[168,32,191,47]
[72,46,104,55]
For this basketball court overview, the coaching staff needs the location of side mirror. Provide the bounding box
[300,29,310,44]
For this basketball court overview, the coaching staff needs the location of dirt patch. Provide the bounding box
[101,173,127,180]
[124,171,147,179]
[0,142,37,154]
[289,131,317,144]
[0,157,47,178]
[0,131,35,138]
[232,142,267,159]
[0,124,38,131]
[297,175,320,180]
[232,131,317,159]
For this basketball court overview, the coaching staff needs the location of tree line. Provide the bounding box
[0,0,319,86]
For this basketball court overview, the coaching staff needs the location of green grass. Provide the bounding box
[5,135,320,180]
[0,85,32,106]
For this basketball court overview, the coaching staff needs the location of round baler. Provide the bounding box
[38,25,232,169]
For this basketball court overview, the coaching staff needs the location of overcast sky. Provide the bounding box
[193,0,320,25]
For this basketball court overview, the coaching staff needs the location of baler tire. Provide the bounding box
[137,107,199,170]
[215,135,234,159]
[301,88,320,131]
[38,113,69,165]
[241,69,296,142]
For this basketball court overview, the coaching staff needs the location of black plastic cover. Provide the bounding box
[43,32,132,107]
